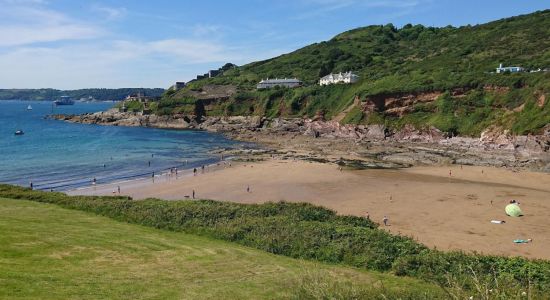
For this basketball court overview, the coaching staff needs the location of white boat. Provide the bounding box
[27,105,33,110]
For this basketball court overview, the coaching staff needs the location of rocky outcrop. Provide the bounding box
[50,110,550,170]
[51,109,197,129]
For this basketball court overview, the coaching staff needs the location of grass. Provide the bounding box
[0,198,444,299]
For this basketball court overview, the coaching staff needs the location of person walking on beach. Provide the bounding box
[246,185,250,193]
[193,168,197,176]
[29,181,33,190]
[148,161,151,167]
[117,186,121,194]
[383,216,389,226]
[201,165,205,173]
[192,189,195,199]
[92,177,97,185]
[365,211,370,220]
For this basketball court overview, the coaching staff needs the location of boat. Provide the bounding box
[14,130,24,136]
[54,96,75,106]
[27,105,33,110]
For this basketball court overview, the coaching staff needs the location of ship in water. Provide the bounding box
[54,96,75,106]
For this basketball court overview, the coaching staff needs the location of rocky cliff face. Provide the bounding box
[50,110,550,156]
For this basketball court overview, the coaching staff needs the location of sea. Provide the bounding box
[0,100,250,191]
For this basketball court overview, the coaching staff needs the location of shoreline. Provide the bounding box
[68,152,550,261]
[51,110,550,172]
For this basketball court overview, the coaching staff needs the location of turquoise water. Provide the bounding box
[0,100,248,191]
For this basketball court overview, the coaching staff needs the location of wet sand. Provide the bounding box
[69,160,550,260]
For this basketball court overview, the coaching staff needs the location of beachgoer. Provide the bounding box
[148,161,151,167]
[365,212,370,220]
[103,164,106,168]
[449,170,452,177]
[193,168,197,176]
[29,181,33,190]
[92,177,97,185]
[117,186,121,194]
[491,199,493,205]
[247,185,250,193]
[192,190,195,199]
[383,216,389,226]
[152,154,154,158]
[201,165,205,173]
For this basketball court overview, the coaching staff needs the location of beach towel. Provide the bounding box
[491,220,505,224]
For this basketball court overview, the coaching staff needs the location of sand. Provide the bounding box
[69,160,550,260]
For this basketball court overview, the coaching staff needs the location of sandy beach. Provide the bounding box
[69,159,550,260]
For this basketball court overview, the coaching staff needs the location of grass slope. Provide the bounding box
[0,198,442,299]
[163,10,550,135]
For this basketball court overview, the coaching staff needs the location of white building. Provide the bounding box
[319,71,359,86]
[496,63,524,74]
[257,78,302,89]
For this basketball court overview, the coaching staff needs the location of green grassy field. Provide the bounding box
[0,198,443,299]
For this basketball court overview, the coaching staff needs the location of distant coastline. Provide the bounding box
[0,88,165,101]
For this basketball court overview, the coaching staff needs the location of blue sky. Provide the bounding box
[0,0,548,89]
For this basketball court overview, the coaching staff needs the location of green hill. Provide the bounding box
[163,10,550,136]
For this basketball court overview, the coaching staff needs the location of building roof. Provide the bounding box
[320,71,358,80]
[259,78,302,84]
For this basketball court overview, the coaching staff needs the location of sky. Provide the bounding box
[0,0,548,89]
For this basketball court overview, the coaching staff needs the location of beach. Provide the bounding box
[69,158,550,260]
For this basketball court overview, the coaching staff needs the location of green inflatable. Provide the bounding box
[505,204,523,217]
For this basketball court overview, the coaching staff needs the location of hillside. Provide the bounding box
[0,88,165,101]
[0,198,444,299]
[163,10,550,136]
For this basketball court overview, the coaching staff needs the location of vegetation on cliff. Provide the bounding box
[162,10,550,136]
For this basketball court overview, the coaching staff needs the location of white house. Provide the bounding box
[319,71,359,86]
[496,63,524,74]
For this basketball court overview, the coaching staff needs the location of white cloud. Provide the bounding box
[91,5,127,20]
[191,24,222,37]
[0,37,248,89]
[0,1,101,46]
[295,0,428,19]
